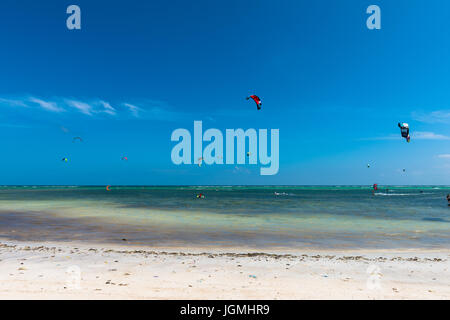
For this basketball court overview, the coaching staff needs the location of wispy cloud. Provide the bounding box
[99,101,116,116]
[1,96,65,112]
[146,106,181,121]
[438,154,450,159]
[413,131,450,140]
[0,95,180,120]
[29,97,64,112]
[122,100,184,121]
[358,134,398,141]
[123,103,141,117]
[0,98,29,108]
[233,166,251,174]
[65,99,118,117]
[412,110,450,124]
[360,131,450,141]
[66,100,93,115]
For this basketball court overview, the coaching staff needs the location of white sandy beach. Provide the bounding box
[0,239,449,299]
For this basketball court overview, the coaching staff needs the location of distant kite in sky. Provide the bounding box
[72,137,83,143]
[246,95,262,110]
[61,157,68,162]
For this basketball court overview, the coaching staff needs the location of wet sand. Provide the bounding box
[0,239,449,299]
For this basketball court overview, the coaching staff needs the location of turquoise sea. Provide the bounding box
[0,186,449,249]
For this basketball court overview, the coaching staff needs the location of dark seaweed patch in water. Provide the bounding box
[422,217,449,223]
[0,209,449,250]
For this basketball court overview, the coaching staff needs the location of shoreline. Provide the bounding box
[1,238,449,299]
[1,237,450,256]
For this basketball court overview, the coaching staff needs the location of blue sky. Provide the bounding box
[0,0,449,185]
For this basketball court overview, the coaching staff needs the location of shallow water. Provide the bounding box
[0,186,449,249]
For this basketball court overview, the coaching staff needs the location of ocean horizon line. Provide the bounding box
[1,184,449,188]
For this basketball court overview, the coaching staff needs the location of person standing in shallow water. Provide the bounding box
[447,194,450,206]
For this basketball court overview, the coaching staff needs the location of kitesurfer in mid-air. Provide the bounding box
[398,123,410,142]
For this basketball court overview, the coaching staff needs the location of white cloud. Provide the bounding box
[66,100,93,115]
[99,101,116,116]
[123,103,141,117]
[146,106,181,121]
[360,131,450,141]
[64,99,117,116]
[413,131,450,140]
[0,98,29,108]
[438,154,450,159]
[412,110,450,124]
[29,97,64,112]
[1,95,178,120]
[233,166,251,174]
[122,99,183,121]
[359,135,398,141]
